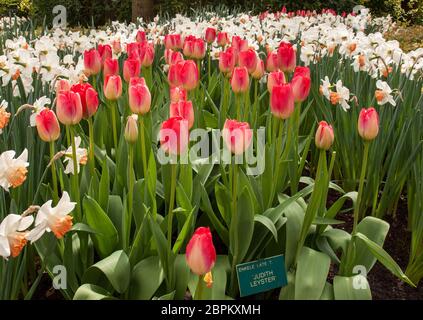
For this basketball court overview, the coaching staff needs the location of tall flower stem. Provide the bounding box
[87,117,95,176]
[353,142,370,232]
[126,143,134,250]
[138,116,148,178]
[111,101,118,153]
[195,274,205,300]
[267,118,284,209]
[252,79,259,130]
[49,141,59,204]
[167,163,177,252]
[68,126,81,221]
[236,94,241,120]
[207,49,211,85]
[230,160,238,296]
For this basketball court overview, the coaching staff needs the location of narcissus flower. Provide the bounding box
[358,107,379,141]
[128,82,151,115]
[186,227,216,276]
[83,48,101,76]
[0,149,29,192]
[277,42,296,73]
[315,121,334,150]
[375,80,396,106]
[270,84,295,119]
[29,96,51,127]
[0,100,11,134]
[160,117,190,155]
[230,67,249,93]
[35,108,60,142]
[103,75,122,100]
[63,136,87,175]
[26,191,76,242]
[56,90,83,125]
[70,83,99,119]
[0,214,34,259]
[170,100,194,129]
[222,119,253,155]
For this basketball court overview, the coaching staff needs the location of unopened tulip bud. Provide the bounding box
[217,32,229,47]
[251,59,265,80]
[238,49,258,74]
[160,116,189,155]
[84,48,101,76]
[277,42,296,73]
[56,90,83,125]
[170,100,194,129]
[315,121,334,150]
[358,107,379,141]
[230,67,249,94]
[219,48,236,74]
[267,71,286,93]
[97,44,112,65]
[180,60,199,91]
[103,75,122,100]
[270,84,294,119]
[192,38,206,60]
[123,59,141,82]
[124,114,138,143]
[128,84,151,115]
[223,119,253,155]
[186,227,216,275]
[140,42,155,67]
[266,51,279,72]
[170,87,187,103]
[55,79,71,94]
[291,66,311,102]
[35,108,60,142]
[103,58,119,77]
[70,83,99,119]
[205,27,216,44]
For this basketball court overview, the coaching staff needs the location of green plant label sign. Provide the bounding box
[236,255,288,297]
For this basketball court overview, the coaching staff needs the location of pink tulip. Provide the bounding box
[103,58,119,77]
[217,32,229,47]
[129,77,147,87]
[103,75,122,100]
[35,108,60,142]
[266,51,279,72]
[55,79,71,94]
[136,30,146,43]
[267,71,286,93]
[164,34,182,50]
[315,121,334,150]
[180,60,199,91]
[83,48,101,76]
[238,49,258,74]
[291,66,311,102]
[205,27,216,44]
[170,100,194,129]
[111,39,122,55]
[56,90,83,125]
[223,119,253,155]
[358,108,379,141]
[140,42,155,67]
[160,116,190,155]
[124,115,138,143]
[251,59,265,80]
[123,58,141,82]
[70,83,99,119]
[192,38,206,60]
[129,84,151,115]
[97,44,112,65]
[168,62,183,87]
[230,67,249,94]
[270,84,294,119]
[186,227,216,275]
[170,87,187,103]
[219,48,236,74]
[277,42,296,73]
[231,36,248,53]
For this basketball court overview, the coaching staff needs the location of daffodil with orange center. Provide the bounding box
[0,214,34,259]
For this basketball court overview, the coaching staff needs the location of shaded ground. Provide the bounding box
[385,24,423,52]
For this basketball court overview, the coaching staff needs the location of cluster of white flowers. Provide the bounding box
[0,8,421,100]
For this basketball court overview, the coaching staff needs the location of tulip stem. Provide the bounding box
[353,141,370,234]
[111,101,118,153]
[139,116,148,178]
[267,118,284,208]
[87,117,95,177]
[126,143,134,250]
[195,274,204,300]
[49,141,59,204]
[69,126,81,221]
[207,49,211,86]
[167,163,177,252]
[236,94,241,120]
[252,79,259,130]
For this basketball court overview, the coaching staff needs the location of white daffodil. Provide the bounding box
[63,136,88,175]
[320,76,331,100]
[0,214,34,259]
[0,99,10,134]
[375,80,396,106]
[29,96,51,126]
[326,80,351,112]
[0,149,29,192]
[26,192,75,242]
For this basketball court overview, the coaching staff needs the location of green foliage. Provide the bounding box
[0,0,33,16]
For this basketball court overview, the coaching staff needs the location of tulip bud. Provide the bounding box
[170,87,187,103]
[129,77,147,87]
[84,48,101,76]
[111,39,122,54]
[136,30,146,43]
[205,27,216,44]
[127,42,140,60]
[124,114,138,143]
[238,49,258,74]
[183,40,194,58]
[168,62,183,87]
[164,34,182,50]
[140,42,155,67]
[192,38,206,60]
[277,42,296,73]
[35,108,60,142]
[160,116,189,155]
[217,32,229,47]
[232,36,248,53]
[267,71,286,93]
[180,60,199,91]
[128,84,151,115]
[270,84,294,119]
[219,48,236,74]
[291,66,311,102]
[97,44,112,65]
[56,90,83,125]
[70,83,99,119]
[266,51,279,72]
[103,75,122,100]
[358,107,379,141]
[103,58,119,77]
[223,119,253,155]
[315,121,334,150]
[251,59,265,80]
[55,79,71,94]
[123,59,141,82]
[186,227,216,275]
[230,67,249,94]
[170,100,194,129]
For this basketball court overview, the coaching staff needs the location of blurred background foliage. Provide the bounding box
[0,0,422,27]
